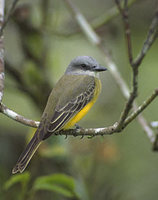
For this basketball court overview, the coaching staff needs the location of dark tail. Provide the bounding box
[12,133,41,174]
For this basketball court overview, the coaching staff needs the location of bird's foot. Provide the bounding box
[75,124,82,130]
[75,124,85,139]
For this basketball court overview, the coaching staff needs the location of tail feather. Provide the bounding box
[12,134,41,174]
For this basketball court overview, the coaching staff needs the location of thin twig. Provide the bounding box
[115,0,133,65]
[123,89,158,129]
[137,112,156,144]
[133,10,158,67]
[115,0,139,130]
[52,0,138,38]
[0,0,5,102]
[92,0,138,29]
[0,0,19,36]
[115,1,158,68]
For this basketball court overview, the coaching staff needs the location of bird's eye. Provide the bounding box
[81,64,86,68]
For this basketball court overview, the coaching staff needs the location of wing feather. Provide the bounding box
[42,80,95,140]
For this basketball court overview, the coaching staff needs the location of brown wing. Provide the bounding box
[42,81,95,139]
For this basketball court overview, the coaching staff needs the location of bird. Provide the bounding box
[12,56,107,174]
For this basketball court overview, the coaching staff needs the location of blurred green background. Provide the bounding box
[0,0,158,199]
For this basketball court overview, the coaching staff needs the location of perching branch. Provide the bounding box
[58,88,158,137]
[0,1,158,149]
[0,0,5,102]
[1,89,158,138]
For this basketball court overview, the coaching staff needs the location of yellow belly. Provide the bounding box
[63,78,101,129]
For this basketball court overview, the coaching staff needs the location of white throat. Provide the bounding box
[66,70,99,78]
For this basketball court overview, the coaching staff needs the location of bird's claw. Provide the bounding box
[75,124,82,130]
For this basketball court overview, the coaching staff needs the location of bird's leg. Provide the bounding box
[75,123,82,130]
[74,124,84,138]
[56,130,68,138]
[54,131,60,135]
[75,124,86,139]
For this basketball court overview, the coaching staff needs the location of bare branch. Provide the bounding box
[114,0,138,130]
[1,88,157,140]
[123,89,158,129]
[115,0,133,65]
[0,86,157,138]
[138,114,156,143]
[0,103,39,128]
[0,0,5,102]
[91,0,138,29]
[134,10,158,66]
[61,89,158,138]
[53,0,138,37]
[64,0,101,45]
[59,123,119,137]
[115,1,158,68]
[0,0,19,36]
[117,64,138,129]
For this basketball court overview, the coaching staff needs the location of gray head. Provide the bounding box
[65,56,107,76]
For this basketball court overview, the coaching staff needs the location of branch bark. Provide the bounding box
[0,103,39,128]
[0,0,5,102]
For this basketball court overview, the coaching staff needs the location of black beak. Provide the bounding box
[94,65,107,72]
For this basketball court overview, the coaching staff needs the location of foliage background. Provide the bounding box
[0,0,158,199]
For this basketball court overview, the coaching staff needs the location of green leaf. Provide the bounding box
[34,182,74,197]
[33,173,77,198]
[4,172,30,190]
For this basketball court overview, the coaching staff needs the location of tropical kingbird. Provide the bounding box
[12,56,107,174]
